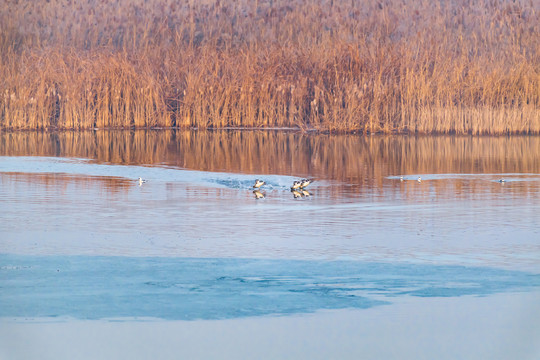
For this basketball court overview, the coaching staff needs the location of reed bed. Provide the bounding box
[0,0,539,134]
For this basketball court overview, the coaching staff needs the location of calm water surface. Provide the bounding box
[0,131,539,320]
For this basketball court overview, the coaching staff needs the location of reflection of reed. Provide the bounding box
[0,172,133,194]
[1,131,539,193]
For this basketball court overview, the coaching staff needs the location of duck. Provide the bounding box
[291,190,302,199]
[301,190,310,197]
[417,177,422,183]
[300,179,313,188]
[400,176,404,182]
[138,177,147,186]
[253,179,266,189]
[498,179,505,183]
[291,180,302,190]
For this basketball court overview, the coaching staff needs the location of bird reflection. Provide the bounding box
[253,190,265,199]
[291,189,311,199]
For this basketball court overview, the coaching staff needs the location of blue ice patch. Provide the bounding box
[1,255,539,321]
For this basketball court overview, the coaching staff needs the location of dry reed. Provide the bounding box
[0,0,539,134]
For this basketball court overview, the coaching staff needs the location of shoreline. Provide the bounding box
[1,127,540,136]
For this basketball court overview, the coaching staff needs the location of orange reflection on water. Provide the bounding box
[0,172,133,195]
[1,131,539,195]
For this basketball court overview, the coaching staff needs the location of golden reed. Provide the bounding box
[0,0,538,134]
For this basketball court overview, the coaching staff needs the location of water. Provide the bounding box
[1,131,540,321]
[2,255,539,320]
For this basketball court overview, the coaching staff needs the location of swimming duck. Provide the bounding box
[498,179,505,183]
[291,180,302,190]
[138,177,147,186]
[291,190,302,199]
[300,179,313,188]
[417,177,422,183]
[301,190,310,197]
[400,176,404,182]
[253,179,266,189]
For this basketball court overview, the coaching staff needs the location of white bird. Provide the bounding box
[253,179,266,189]
[417,177,422,183]
[300,179,313,188]
[291,180,302,190]
[498,179,505,183]
[138,177,147,186]
[400,176,404,182]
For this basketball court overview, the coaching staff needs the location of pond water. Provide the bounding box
[1,131,539,267]
[0,131,539,354]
